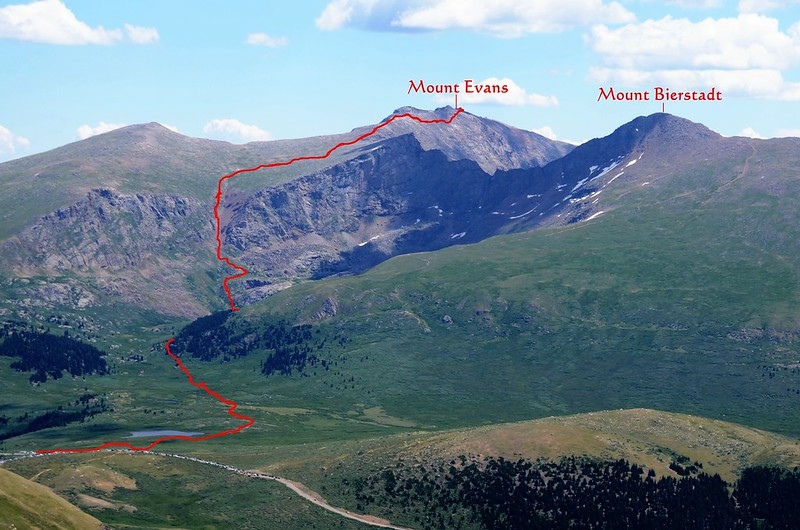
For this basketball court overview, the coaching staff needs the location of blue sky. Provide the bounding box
[1,0,799,162]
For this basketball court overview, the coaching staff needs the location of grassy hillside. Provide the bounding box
[255,408,800,522]
[3,452,372,530]
[0,465,105,530]
[233,225,799,435]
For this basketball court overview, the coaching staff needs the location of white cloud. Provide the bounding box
[739,0,800,13]
[77,122,126,140]
[532,126,558,140]
[738,126,766,138]
[589,67,800,100]
[203,119,272,143]
[246,32,288,47]
[432,78,559,106]
[0,0,158,45]
[666,0,722,7]
[160,123,180,133]
[125,23,159,44]
[317,0,635,36]
[589,14,800,100]
[737,127,800,138]
[0,124,30,158]
[316,0,378,30]
[591,14,800,70]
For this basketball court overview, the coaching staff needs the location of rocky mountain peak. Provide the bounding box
[388,105,460,120]
[361,106,573,174]
[607,113,720,151]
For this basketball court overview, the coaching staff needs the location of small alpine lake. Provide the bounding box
[128,430,203,438]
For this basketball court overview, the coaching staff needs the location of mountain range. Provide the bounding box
[5,106,790,327]
[3,106,800,528]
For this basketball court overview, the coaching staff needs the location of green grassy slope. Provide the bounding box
[3,452,372,530]
[0,465,105,530]
[257,408,800,520]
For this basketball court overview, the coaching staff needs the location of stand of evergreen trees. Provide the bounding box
[0,393,110,442]
[169,310,346,376]
[0,322,108,383]
[349,456,800,529]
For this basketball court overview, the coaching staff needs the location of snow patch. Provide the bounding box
[606,171,624,185]
[509,206,538,220]
[586,211,605,221]
[626,159,637,167]
[357,235,381,247]
[570,178,588,193]
[527,193,541,198]
[590,159,622,181]
[450,232,466,239]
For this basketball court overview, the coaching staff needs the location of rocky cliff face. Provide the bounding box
[2,189,214,317]
[10,189,208,272]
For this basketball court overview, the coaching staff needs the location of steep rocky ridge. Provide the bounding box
[362,106,573,173]
[222,131,587,303]
[494,113,765,229]
[10,189,208,273]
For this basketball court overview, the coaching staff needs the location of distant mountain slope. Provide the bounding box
[0,465,106,530]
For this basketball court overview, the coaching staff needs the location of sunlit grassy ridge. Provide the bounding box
[0,465,105,529]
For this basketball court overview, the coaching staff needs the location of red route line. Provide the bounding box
[36,339,255,454]
[36,107,464,455]
[216,107,465,311]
